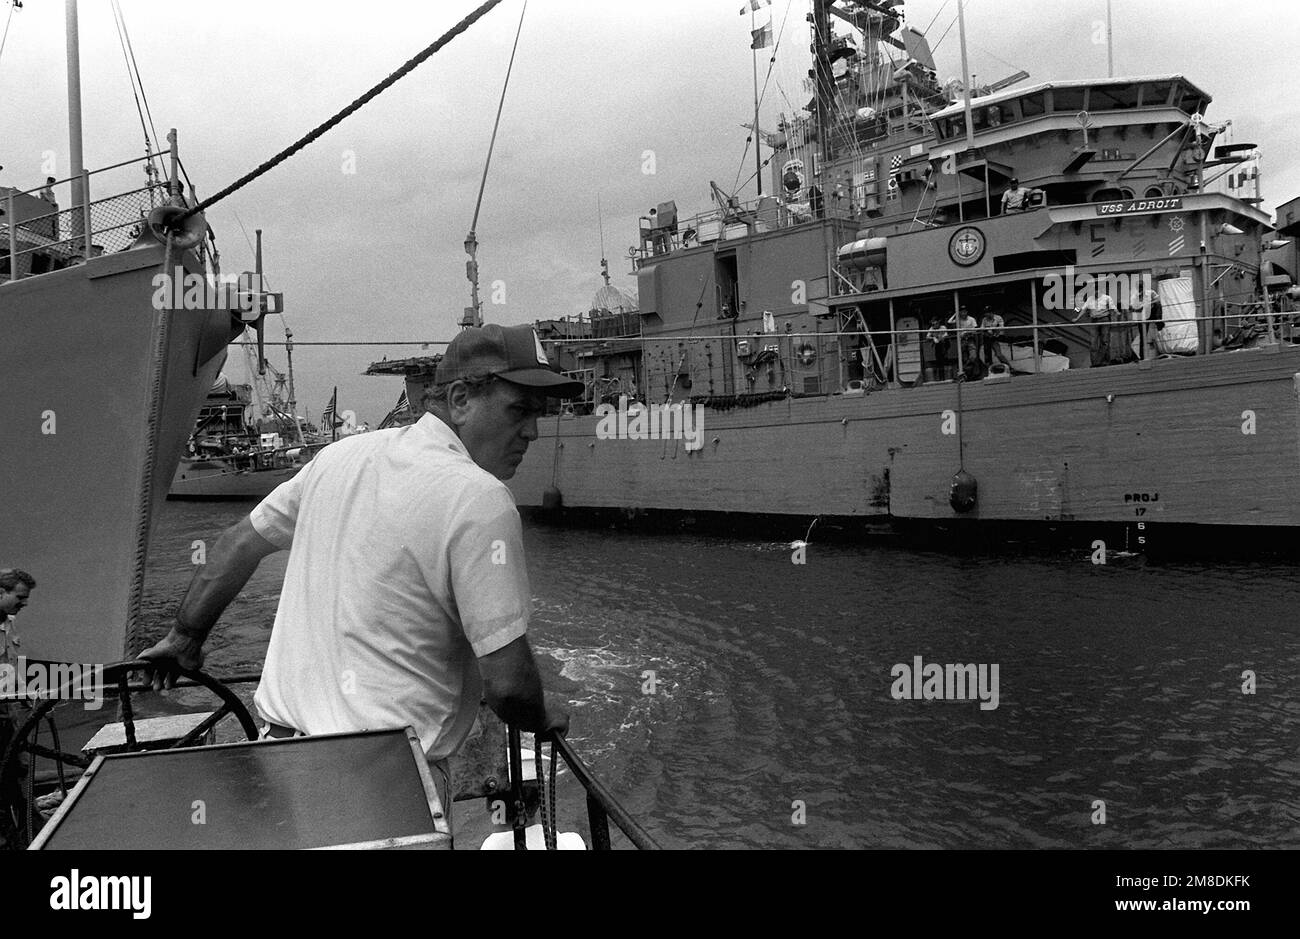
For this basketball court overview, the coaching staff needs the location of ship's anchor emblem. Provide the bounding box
[948,226,986,266]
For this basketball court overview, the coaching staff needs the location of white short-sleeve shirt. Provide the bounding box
[249,413,530,761]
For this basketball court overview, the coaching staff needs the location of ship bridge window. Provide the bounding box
[1141,81,1174,106]
[1092,187,1126,202]
[1051,87,1087,113]
[1177,90,1205,115]
[1092,84,1139,109]
[1019,93,1045,117]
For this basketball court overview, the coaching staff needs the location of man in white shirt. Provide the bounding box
[141,325,581,806]
[948,306,981,379]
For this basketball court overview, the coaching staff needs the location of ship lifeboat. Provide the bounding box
[837,237,887,270]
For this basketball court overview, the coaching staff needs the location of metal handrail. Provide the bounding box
[550,732,660,850]
[3,183,168,263]
[636,195,855,261]
[2,140,193,283]
[2,151,171,200]
[538,310,1294,353]
[539,305,1292,407]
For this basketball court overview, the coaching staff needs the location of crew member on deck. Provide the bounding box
[141,325,581,821]
[809,184,824,220]
[1135,284,1161,359]
[980,307,1008,369]
[0,569,36,848]
[949,306,982,379]
[1000,177,1042,214]
[1072,293,1117,367]
[926,316,951,380]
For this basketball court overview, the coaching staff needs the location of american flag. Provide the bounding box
[378,389,411,430]
[321,386,342,441]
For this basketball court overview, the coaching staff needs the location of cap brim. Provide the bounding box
[498,368,586,398]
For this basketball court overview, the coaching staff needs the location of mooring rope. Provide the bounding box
[172,0,505,226]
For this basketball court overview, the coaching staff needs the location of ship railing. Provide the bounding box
[599,308,1297,397]
[831,309,1297,382]
[635,194,855,262]
[1,134,216,285]
[504,725,658,850]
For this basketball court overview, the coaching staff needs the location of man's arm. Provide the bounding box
[477,636,569,738]
[139,516,282,688]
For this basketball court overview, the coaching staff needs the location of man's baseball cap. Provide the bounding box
[436,324,584,398]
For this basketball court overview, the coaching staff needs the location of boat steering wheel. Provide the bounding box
[0,659,259,849]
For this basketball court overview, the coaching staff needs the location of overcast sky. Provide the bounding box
[3,0,1296,424]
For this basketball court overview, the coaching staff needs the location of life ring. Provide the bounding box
[796,343,817,367]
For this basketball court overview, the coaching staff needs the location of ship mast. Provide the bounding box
[598,193,610,288]
[1106,0,1114,77]
[284,325,304,444]
[750,2,763,196]
[812,0,833,166]
[254,230,266,375]
[65,0,85,241]
[956,0,976,151]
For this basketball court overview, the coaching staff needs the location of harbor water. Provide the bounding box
[139,500,1300,849]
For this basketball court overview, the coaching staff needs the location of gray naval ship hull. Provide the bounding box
[0,245,237,663]
[169,461,300,499]
[508,345,1300,550]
